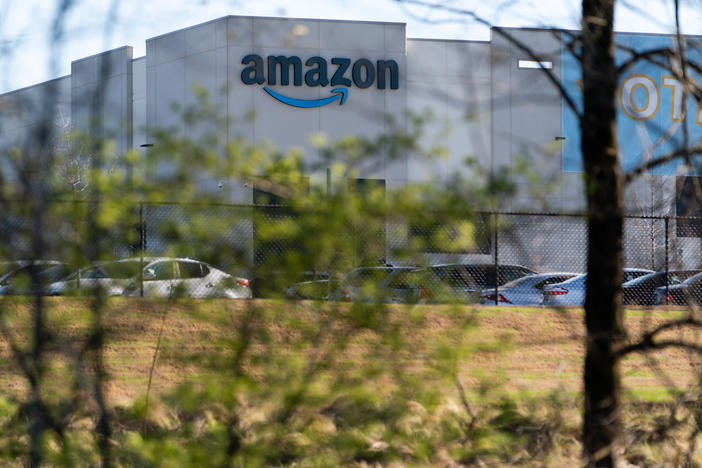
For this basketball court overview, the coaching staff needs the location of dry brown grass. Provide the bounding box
[1,299,701,465]
[0,299,697,405]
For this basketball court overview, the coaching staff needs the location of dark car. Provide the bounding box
[285,273,342,301]
[328,266,416,302]
[0,261,25,277]
[429,263,537,303]
[250,269,331,298]
[0,261,73,295]
[653,271,702,305]
[623,270,701,305]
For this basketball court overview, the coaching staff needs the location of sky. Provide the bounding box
[1,0,702,94]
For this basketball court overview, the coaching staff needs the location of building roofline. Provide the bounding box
[0,75,70,98]
[407,37,490,44]
[71,45,133,65]
[146,14,406,42]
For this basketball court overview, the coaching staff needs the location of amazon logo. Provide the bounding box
[240,54,399,109]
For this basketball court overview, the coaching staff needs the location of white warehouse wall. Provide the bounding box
[0,76,72,183]
[145,16,408,201]
[406,39,492,184]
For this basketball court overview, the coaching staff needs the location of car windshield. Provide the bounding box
[499,274,575,290]
[346,268,394,288]
[497,275,535,289]
[100,261,144,279]
[38,264,73,283]
[623,270,653,282]
[556,274,586,287]
[0,262,21,278]
[667,275,686,285]
[2,263,69,286]
[501,267,534,283]
[623,272,659,286]
[625,270,696,287]
[385,270,423,289]
[684,272,702,286]
[70,261,143,280]
[431,266,484,288]
[669,270,702,285]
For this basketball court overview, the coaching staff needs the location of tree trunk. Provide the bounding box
[580,0,624,466]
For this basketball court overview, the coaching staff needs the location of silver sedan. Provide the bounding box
[122,258,251,299]
[480,272,579,306]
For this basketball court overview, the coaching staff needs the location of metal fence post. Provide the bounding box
[494,212,499,305]
[140,202,144,298]
[650,217,655,271]
[665,216,669,305]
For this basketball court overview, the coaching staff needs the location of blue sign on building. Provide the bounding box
[241,54,399,109]
[562,33,702,175]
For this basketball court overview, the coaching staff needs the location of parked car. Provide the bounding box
[480,272,579,306]
[285,272,342,301]
[0,261,26,278]
[622,270,701,305]
[329,266,417,303]
[47,258,147,296]
[122,258,251,299]
[429,263,537,303]
[251,269,331,298]
[0,261,73,295]
[373,268,449,304]
[543,268,654,306]
[653,271,702,305]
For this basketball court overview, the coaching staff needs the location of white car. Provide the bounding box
[47,258,146,296]
[542,268,654,306]
[480,272,579,306]
[122,257,251,299]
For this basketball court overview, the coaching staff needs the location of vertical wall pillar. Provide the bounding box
[71,46,134,162]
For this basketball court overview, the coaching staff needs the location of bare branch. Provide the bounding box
[619,339,702,356]
[624,141,702,183]
[616,46,675,74]
[617,316,702,357]
[394,0,583,120]
[142,302,169,435]
[454,376,477,430]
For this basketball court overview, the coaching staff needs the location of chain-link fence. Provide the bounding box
[0,201,700,303]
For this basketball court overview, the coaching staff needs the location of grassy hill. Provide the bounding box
[0,298,698,465]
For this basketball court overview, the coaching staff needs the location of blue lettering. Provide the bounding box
[304,56,329,87]
[267,56,303,86]
[241,54,265,85]
[352,59,375,89]
[330,58,352,87]
[376,60,398,90]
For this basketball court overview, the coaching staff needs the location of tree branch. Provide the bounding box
[619,339,702,356]
[617,316,702,357]
[624,142,702,183]
[616,46,674,74]
[394,0,583,120]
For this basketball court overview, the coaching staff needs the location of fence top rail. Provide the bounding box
[482,211,701,221]
[0,198,700,220]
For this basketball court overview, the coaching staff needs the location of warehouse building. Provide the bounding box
[0,15,699,270]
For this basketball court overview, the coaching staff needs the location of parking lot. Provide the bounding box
[1,202,699,306]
